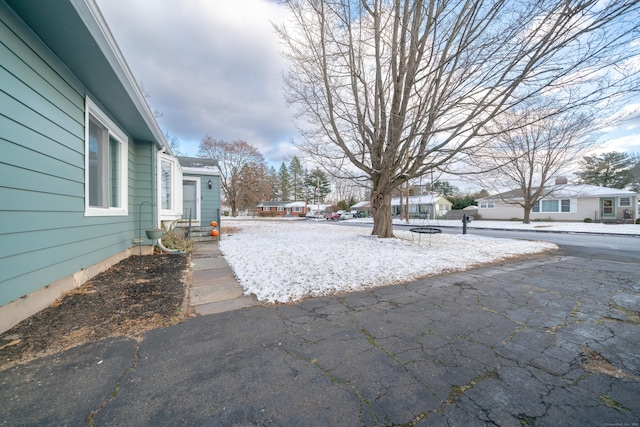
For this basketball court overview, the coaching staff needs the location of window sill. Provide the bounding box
[85,207,128,217]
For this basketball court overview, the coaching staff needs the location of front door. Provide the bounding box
[182,179,200,223]
[600,197,615,219]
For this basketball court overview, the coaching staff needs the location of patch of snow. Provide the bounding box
[218,220,558,304]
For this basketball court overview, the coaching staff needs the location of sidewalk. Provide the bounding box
[188,242,260,315]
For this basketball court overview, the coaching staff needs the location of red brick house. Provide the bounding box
[257,201,309,217]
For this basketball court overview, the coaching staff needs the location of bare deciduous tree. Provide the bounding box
[276,0,640,237]
[469,102,596,223]
[237,162,273,213]
[198,137,268,216]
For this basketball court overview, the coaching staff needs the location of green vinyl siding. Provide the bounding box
[0,3,152,307]
[202,175,221,223]
[134,141,156,238]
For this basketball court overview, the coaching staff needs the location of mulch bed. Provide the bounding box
[0,253,190,371]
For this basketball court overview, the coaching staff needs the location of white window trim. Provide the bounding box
[84,97,128,217]
[532,198,576,213]
[619,197,631,207]
[479,201,495,209]
[158,153,183,219]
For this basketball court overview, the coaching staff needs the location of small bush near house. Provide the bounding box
[533,217,554,222]
[509,217,523,221]
[160,229,195,253]
[584,218,593,223]
[635,218,640,224]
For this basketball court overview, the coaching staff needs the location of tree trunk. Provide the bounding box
[523,206,531,224]
[371,191,394,238]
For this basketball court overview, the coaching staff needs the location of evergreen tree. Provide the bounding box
[627,152,640,192]
[268,165,280,201]
[577,152,633,189]
[447,195,477,210]
[289,156,305,201]
[303,168,331,204]
[278,162,291,201]
[432,180,459,197]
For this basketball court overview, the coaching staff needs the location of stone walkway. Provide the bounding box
[188,242,260,315]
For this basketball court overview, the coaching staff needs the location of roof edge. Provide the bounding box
[72,0,170,153]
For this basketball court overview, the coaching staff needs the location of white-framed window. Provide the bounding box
[262,206,271,211]
[158,154,182,217]
[277,206,284,211]
[479,201,495,209]
[293,207,302,212]
[619,197,631,207]
[84,98,128,216]
[532,199,573,213]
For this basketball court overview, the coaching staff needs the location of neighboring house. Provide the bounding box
[476,184,639,222]
[350,201,371,217]
[0,0,184,332]
[178,157,221,226]
[351,195,453,219]
[391,195,452,219]
[257,201,309,217]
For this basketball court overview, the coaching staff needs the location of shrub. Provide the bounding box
[584,217,593,223]
[635,218,640,225]
[160,229,195,253]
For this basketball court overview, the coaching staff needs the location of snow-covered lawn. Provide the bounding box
[218,219,559,303]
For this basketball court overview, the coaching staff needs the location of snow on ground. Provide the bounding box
[218,219,560,303]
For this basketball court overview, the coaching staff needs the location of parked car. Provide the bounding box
[339,212,355,220]
[305,211,322,219]
[325,212,340,220]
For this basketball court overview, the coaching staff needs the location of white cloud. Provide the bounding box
[97,0,297,163]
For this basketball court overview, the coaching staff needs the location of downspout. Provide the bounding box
[157,238,185,254]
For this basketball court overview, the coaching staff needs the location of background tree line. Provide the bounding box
[275,0,639,236]
[197,134,639,220]
[198,137,366,217]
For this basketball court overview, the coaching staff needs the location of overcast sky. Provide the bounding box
[96,0,298,165]
[96,0,639,168]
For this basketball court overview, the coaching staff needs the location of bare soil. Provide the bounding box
[0,253,190,371]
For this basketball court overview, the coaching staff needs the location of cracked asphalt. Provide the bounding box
[1,253,639,426]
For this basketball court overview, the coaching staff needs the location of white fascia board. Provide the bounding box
[182,166,221,176]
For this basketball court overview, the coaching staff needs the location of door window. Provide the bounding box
[182,180,198,221]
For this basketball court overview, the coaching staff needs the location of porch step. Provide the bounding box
[176,225,219,242]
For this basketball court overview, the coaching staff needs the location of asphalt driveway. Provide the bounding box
[1,254,639,426]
